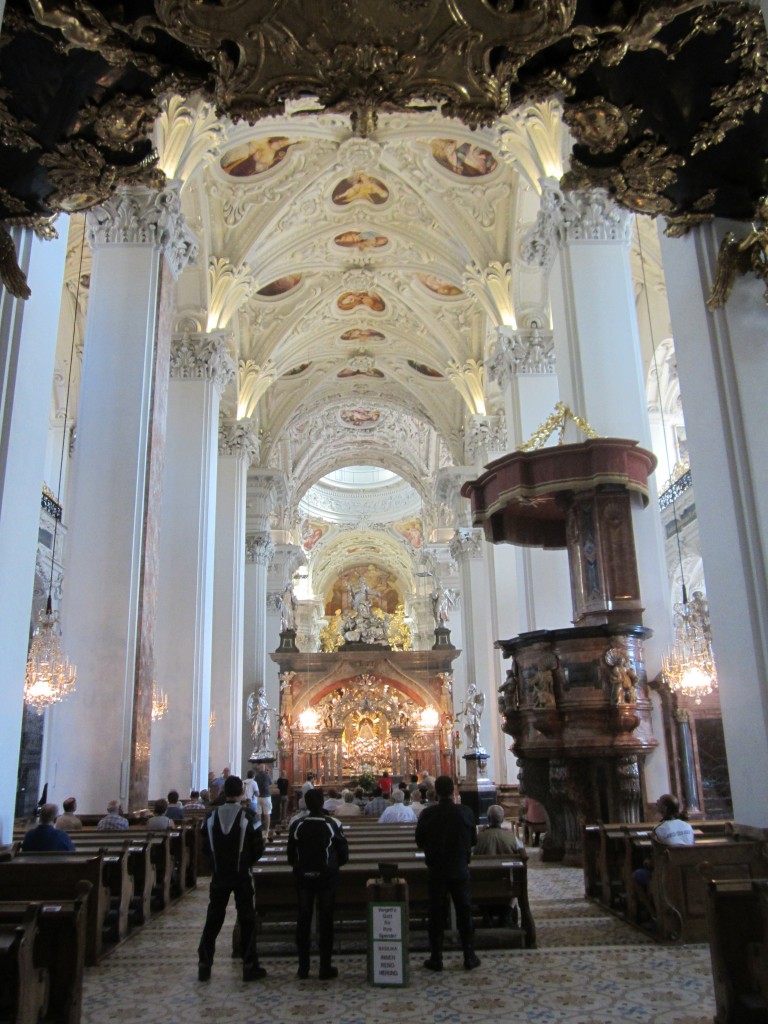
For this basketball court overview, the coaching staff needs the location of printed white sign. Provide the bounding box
[371,905,403,941]
[372,941,404,985]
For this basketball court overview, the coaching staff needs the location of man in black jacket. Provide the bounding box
[198,774,266,982]
[287,786,349,980]
[414,774,480,971]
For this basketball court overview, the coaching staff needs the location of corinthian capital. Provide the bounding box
[487,326,555,385]
[170,330,236,393]
[86,185,199,278]
[245,531,275,566]
[520,179,632,273]
[219,417,260,465]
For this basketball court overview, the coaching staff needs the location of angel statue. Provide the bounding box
[707,198,768,310]
[276,581,298,632]
[431,583,458,627]
[247,686,277,754]
[459,681,486,752]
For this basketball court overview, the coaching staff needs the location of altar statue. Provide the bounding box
[247,686,277,753]
[431,582,457,627]
[277,581,298,632]
[459,682,485,751]
[347,574,379,615]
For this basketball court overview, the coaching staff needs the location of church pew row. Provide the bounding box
[251,853,536,949]
[706,878,768,1023]
[582,821,768,943]
[0,855,108,967]
[0,882,90,1024]
[0,904,47,1024]
[582,820,733,912]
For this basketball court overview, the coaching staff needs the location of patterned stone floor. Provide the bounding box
[81,854,716,1024]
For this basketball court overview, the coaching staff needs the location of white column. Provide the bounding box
[659,219,768,827]
[488,326,573,634]
[525,183,672,670]
[209,419,259,777]
[47,187,197,814]
[243,531,274,766]
[0,226,68,841]
[450,528,506,779]
[151,332,235,796]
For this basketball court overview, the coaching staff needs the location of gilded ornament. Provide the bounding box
[0,224,31,298]
[562,140,683,217]
[707,197,768,310]
[563,98,637,154]
[518,401,599,451]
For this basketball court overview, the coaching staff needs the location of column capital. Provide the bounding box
[488,326,556,385]
[245,531,275,567]
[463,413,507,463]
[449,527,484,563]
[218,417,260,466]
[169,330,236,394]
[85,184,199,278]
[521,179,633,272]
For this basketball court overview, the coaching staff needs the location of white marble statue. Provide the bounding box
[459,681,486,752]
[248,686,277,753]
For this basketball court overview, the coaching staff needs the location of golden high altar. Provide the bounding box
[271,647,460,786]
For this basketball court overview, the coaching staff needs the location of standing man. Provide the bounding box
[287,787,349,980]
[254,764,273,835]
[197,775,266,982]
[415,775,480,972]
[276,771,290,823]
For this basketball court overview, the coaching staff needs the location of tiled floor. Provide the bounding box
[81,854,716,1024]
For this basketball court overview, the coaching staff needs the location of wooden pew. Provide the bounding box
[0,854,109,966]
[0,881,90,1024]
[652,837,768,943]
[706,878,768,1024]
[252,853,536,949]
[0,904,48,1024]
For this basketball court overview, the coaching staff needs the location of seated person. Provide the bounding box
[334,789,361,817]
[364,787,388,817]
[97,800,130,830]
[55,796,83,831]
[23,803,76,851]
[186,790,206,811]
[519,796,547,846]
[379,790,417,823]
[409,789,426,818]
[166,790,185,820]
[475,805,527,857]
[633,793,694,922]
[146,798,172,830]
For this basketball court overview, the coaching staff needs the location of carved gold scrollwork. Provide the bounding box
[707,198,768,310]
[562,141,684,216]
[563,97,639,154]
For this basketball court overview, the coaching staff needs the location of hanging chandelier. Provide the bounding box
[662,587,717,704]
[151,684,169,722]
[24,597,77,713]
[24,229,86,713]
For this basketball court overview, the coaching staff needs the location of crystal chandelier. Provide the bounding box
[151,684,169,722]
[662,587,717,704]
[24,598,77,713]
[24,234,85,713]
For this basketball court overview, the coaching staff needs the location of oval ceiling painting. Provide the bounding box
[334,230,389,251]
[258,274,302,297]
[332,173,389,205]
[431,139,497,178]
[283,362,311,377]
[220,137,296,177]
[339,408,381,427]
[416,272,463,296]
[337,291,386,312]
[341,329,385,342]
[408,359,444,378]
[338,367,385,379]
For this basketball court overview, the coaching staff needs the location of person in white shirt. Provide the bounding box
[379,789,417,823]
[243,770,259,811]
[334,789,362,817]
[633,793,694,923]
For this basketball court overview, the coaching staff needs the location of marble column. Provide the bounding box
[659,219,768,827]
[209,418,259,779]
[47,187,197,814]
[0,225,68,840]
[524,183,673,670]
[449,527,505,777]
[151,331,235,796]
[487,326,573,635]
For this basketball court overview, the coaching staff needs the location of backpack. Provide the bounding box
[291,814,338,878]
